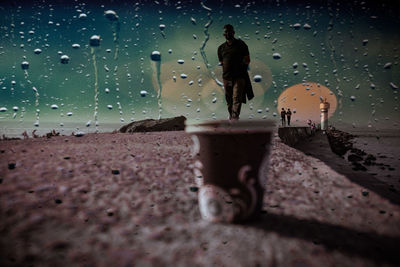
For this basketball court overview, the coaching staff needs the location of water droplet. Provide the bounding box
[67,112,73,116]
[355,84,360,90]
[60,55,70,64]
[34,48,42,54]
[212,97,217,103]
[293,62,298,68]
[350,96,356,101]
[104,10,118,21]
[303,23,311,30]
[253,75,262,82]
[180,73,187,79]
[189,80,194,85]
[159,24,166,30]
[90,35,101,47]
[370,83,375,89]
[79,13,87,19]
[390,82,398,90]
[150,51,161,61]
[273,53,281,59]
[21,61,29,70]
[0,107,7,112]
[293,23,301,29]
[177,59,185,64]
[13,106,19,112]
[51,104,59,109]
[168,49,172,54]
[107,104,113,110]
[105,88,110,93]
[383,62,392,69]
[362,39,369,46]
[72,43,80,49]
[140,90,148,97]
[190,17,196,25]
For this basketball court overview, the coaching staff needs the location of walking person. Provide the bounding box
[280,108,286,127]
[286,108,292,126]
[218,24,254,120]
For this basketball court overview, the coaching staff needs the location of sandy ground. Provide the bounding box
[1,131,399,266]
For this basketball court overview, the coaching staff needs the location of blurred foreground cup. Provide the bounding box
[185,120,274,223]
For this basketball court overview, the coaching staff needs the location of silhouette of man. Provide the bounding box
[218,24,253,120]
[286,108,292,126]
[280,108,286,126]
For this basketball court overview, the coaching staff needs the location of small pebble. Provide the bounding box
[106,208,114,216]
[8,163,16,169]
[189,186,198,192]
[112,170,120,175]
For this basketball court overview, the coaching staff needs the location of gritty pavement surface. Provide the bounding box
[0,131,399,266]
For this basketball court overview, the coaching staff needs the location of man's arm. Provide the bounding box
[243,55,250,65]
[218,46,223,66]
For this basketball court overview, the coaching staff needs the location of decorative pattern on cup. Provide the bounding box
[198,165,259,223]
[190,135,200,157]
[237,165,257,219]
[199,185,235,223]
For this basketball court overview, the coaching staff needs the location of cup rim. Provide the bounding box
[185,119,275,134]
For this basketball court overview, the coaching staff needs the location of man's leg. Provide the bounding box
[223,80,233,119]
[232,78,245,120]
[288,116,291,126]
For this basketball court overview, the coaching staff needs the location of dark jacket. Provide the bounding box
[242,71,254,104]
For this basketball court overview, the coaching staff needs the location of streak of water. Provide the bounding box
[199,2,223,89]
[90,35,101,131]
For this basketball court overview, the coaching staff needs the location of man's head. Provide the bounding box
[223,24,235,41]
[281,108,285,110]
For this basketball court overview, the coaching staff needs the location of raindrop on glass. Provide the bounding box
[60,55,70,64]
[21,61,29,70]
[253,75,262,82]
[273,53,281,59]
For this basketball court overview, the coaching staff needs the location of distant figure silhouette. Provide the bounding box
[218,24,254,120]
[286,108,292,126]
[280,108,286,127]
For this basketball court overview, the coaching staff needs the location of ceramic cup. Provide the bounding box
[185,120,274,223]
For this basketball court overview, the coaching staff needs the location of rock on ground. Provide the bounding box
[119,116,186,133]
[0,131,399,266]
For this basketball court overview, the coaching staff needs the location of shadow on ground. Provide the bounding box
[248,212,400,265]
[293,131,400,206]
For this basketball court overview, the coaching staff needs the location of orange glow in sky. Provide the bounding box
[277,82,337,124]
